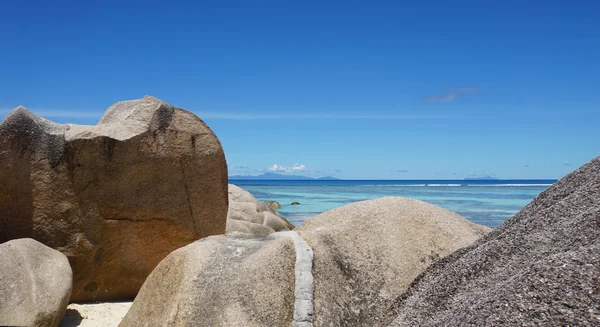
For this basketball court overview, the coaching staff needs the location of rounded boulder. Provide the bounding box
[295,196,491,327]
[0,238,73,327]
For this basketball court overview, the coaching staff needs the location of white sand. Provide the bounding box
[61,302,132,327]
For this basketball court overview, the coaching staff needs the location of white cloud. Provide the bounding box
[268,163,309,173]
[290,163,307,171]
[268,164,287,172]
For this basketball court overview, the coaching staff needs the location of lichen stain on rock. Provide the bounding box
[103,137,117,160]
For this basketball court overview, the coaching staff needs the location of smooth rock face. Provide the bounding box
[380,157,600,327]
[119,235,296,327]
[295,197,491,327]
[227,184,294,236]
[0,238,73,327]
[0,96,228,302]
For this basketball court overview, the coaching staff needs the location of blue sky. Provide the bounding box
[1,0,598,179]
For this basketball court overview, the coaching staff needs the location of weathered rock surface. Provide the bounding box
[0,238,73,327]
[227,184,294,236]
[295,197,491,327]
[119,235,296,327]
[379,157,600,327]
[0,96,228,302]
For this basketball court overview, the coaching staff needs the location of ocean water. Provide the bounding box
[230,180,555,228]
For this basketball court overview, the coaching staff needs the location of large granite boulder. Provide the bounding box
[119,235,296,327]
[379,157,600,326]
[295,197,491,327]
[226,184,294,236]
[0,238,72,327]
[0,96,228,302]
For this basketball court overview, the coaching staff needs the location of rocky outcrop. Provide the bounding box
[295,197,491,327]
[0,238,72,327]
[0,96,228,302]
[379,157,600,326]
[227,184,294,236]
[119,235,297,327]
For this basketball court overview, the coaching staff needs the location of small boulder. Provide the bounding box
[119,235,296,327]
[295,197,491,327]
[264,200,282,210]
[379,156,600,327]
[291,201,301,205]
[0,238,72,327]
[227,184,294,236]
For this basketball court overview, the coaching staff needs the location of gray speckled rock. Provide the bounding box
[0,238,72,327]
[119,235,296,327]
[227,184,294,236]
[294,197,490,327]
[379,156,600,327]
[0,96,228,302]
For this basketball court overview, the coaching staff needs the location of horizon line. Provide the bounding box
[228,177,559,181]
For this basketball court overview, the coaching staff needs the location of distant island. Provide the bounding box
[316,176,341,180]
[229,173,341,180]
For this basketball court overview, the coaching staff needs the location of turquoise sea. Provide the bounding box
[230,180,555,228]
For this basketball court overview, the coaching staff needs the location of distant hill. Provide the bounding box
[229,172,314,180]
[317,176,341,180]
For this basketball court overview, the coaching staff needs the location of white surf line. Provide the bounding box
[272,231,314,327]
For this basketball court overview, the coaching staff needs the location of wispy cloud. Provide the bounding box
[0,108,103,119]
[397,169,409,173]
[3,103,456,122]
[197,112,449,120]
[422,86,479,103]
[268,163,308,173]
[564,163,572,166]
[1,107,449,121]
[3,102,456,121]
